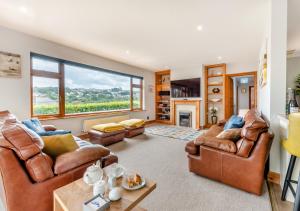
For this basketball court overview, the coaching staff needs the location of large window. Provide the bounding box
[31,53,143,118]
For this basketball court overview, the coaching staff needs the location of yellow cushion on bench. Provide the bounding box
[92,123,125,133]
[119,119,145,128]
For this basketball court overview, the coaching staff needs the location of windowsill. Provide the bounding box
[37,109,146,121]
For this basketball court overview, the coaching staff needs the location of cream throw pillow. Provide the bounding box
[216,128,242,142]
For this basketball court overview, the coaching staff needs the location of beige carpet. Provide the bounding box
[108,133,272,211]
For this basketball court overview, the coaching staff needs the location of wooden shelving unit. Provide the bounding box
[204,64,226,127]
[155,70,171,124]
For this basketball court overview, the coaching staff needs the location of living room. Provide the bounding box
[0,0,298,211]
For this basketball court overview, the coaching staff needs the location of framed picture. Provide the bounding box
[0,51,21,78]
[259,40,267,87]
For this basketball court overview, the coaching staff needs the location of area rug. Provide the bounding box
[108,134,272,211]
[145,124,204,141]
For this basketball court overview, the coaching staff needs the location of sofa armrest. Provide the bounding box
[42,125,57,131]
[54,144,110,175]
[185,141,199,155]
[195,136,237,153]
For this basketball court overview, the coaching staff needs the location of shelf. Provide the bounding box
[208,93,223,95]
[157,113,170,116]
[207,83,223,86]
[207,74,224,78]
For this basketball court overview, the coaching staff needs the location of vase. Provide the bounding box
[211,115,218,124]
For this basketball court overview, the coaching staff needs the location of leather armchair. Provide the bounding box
[185,110,274,195]
[0,111,117,211]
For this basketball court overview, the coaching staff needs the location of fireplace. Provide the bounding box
[179,111,192,127]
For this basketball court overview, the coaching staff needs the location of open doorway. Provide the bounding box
[224,72,257,119]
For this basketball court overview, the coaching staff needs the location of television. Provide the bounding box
[171,78,201,98]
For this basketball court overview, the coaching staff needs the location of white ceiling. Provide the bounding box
[0,0,268,71]
[288,0,300,56]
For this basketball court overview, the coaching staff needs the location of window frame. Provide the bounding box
[30,53,144,119]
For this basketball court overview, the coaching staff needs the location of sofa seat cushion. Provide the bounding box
[54,142,110,175]
[92,123,125,133]
[204,125,224,137]
[42,134,79,158]
[185,141,199,155]
[25,153,54,182]
[194,136,237,153]
[119,119,145,128]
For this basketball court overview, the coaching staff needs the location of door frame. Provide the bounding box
[224,71,257,118]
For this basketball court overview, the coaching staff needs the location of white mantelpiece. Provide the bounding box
[171,100,201,129]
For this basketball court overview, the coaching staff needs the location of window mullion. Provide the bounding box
[130,78,133,110]
[59,63,65,117]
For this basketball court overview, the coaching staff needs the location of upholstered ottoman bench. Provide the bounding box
[88,123,126,146]
[119,119,145,138]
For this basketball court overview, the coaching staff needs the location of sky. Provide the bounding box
[32,57,131,90]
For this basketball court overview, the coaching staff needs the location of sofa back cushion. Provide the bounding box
[25,152,54,182]
[1,120,44,160]
[235,110,269,157]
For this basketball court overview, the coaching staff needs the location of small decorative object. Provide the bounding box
[108,163,125,178]
[83,160,103,185]
[209,98,221,103]
[209,106,218,124]
[212,88,220,94]
[107,175,117,189]
[0,51,21,78]
[108,187,122,201]
[241,87,246,94]
[148,85,154,93]
[287,88,299,114]
[83,194,110,211]
[93,180,106,196]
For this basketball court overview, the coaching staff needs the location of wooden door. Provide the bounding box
[249,86,255,109]
[224,76,234,119]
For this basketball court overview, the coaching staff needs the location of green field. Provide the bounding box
[33,100,140,115]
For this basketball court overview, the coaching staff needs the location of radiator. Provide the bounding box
[82,114,130,132]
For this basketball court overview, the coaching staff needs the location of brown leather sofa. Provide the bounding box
[0,111,117,211]
[185,110,274,195]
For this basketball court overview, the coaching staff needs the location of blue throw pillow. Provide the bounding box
[22,118,45,133]
[224,115,245,130]
[22,118,71,136]
[38,130,71,136]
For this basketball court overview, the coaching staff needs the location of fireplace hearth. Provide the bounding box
[179,111,192,127]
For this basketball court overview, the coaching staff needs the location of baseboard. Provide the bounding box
[268,171,280,185]
[145,120,156,125]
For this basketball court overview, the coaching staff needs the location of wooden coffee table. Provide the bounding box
[53,168,156,211]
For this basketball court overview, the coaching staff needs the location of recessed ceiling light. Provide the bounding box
[125,50,130,55]
[217,56,223,60]
[19,6,29,14]
[197,25,203,31]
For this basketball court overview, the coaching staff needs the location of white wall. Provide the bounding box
[0,26,155,135]
[258,0,287,174]
[287,56,300,89]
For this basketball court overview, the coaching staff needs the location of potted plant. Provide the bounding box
[209,106,218,124]
[295,74,300,105]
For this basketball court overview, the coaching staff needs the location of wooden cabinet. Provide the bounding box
[204,64,226,127]
[155,70,171,124]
